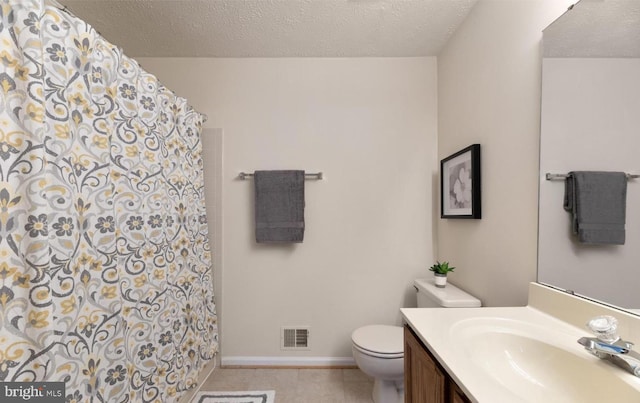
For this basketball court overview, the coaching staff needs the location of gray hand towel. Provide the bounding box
[563,171,627,245]
[254,170,305,243]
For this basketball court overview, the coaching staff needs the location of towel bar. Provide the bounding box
[238,172,323,180]
[546,173,639,181]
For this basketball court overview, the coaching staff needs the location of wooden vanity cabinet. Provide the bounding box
[404,325,471,403]
[448,381,470,403]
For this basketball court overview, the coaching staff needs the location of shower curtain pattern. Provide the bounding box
[0,1,217,401]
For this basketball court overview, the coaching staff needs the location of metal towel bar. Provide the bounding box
[238,172,323,180]
[546,173,639,181]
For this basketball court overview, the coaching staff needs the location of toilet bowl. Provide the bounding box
[351,278,481,403]
[352,325,404,403]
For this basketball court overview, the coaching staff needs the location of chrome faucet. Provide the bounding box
[578,315,640,377]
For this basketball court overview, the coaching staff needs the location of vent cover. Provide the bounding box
[281,327,310,350]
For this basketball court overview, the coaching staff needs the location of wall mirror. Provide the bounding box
[538,0,640,314]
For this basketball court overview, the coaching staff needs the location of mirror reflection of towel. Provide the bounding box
[254,170,305,243]
[564,171,627,245]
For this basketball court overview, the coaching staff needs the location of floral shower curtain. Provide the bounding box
[0,1,218,402]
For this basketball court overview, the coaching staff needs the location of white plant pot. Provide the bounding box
[434,274,447,288]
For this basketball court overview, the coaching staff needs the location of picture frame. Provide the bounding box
[440,144,481,219]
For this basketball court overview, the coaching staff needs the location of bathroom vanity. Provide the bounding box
[401,283,640,402]
[404,325,470,403]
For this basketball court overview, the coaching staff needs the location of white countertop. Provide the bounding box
[401,306,640,402]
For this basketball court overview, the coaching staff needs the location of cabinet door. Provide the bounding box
[404,326,445,403]
[449,380,471,403]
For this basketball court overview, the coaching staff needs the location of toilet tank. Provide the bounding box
[414,278,481,308]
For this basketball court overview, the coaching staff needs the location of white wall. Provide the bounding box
[538,58,640,308]
[138,58,438,362]
[436,0,574,306]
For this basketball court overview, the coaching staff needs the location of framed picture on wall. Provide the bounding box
[441,144,481,219]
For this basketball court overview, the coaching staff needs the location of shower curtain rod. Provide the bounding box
[546,173,639,180]
[238,172,323,180]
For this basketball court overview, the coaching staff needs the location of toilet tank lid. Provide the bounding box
[414,278,481,307]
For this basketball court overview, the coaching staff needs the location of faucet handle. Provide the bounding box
[587,315,620,343]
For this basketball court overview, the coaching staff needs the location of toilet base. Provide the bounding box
[372,378,404,403]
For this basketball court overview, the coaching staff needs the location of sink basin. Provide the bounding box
[450,317,640,402]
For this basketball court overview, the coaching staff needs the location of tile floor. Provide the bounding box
[199,368,374,403]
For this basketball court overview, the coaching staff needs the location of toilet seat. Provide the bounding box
[353,343,404,359]
[352,325,404,359]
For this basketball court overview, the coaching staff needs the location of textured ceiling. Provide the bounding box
[57,0,477,57]
[543,0,640,57]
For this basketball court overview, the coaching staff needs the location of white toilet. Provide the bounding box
[351,278,481,403]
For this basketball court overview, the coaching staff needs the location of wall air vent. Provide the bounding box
[281,326,310,350]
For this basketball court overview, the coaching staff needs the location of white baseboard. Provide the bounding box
[221,356,356,368]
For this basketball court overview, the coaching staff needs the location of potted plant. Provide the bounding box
[429,261,455,288]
